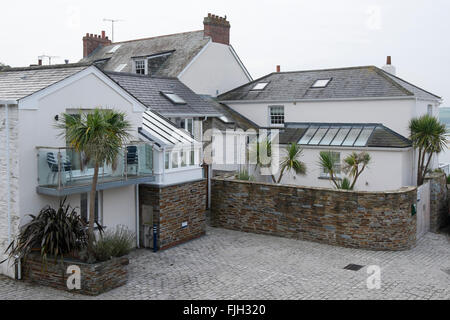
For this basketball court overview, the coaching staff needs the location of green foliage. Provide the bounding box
[446,174,450,184]
[56,108,132,243]
[237,170,252,181]
[2,199,88,264]
[319,151,371,190]
[277,143,306,183]
[409,115,448,185]
[92,225,135,262]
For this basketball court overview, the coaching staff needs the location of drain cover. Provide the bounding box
[343,264,364,271]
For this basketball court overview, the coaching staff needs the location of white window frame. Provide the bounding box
[269,105,285,127]
[427,104,433,116]
[320,151,342,178]
[134,59,147,75]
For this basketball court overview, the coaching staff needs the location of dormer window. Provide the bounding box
[251,82,269,91]
[311,78,332,88]
[135,60,146,75]
[161,92,186,104]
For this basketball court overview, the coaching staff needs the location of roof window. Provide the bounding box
[251,82,269,90]
[161,92,186,104]
[311,78,332,88]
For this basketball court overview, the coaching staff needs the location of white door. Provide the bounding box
[416,182,430,239]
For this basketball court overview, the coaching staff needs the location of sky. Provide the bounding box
[1,0,450,106]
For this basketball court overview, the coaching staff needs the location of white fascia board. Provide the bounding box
[220,96,416,105]
[177,39,212,79]
[0,100,17,104]
[228,45,253,81]
[18,66,147,113]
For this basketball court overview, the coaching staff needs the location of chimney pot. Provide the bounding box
[276,65,281,72]
[387,56,392,65]
[38,59,42,66]
[101,31,105,39]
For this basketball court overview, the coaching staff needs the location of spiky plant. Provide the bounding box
[276,143,306,183]
[409,115,447,185]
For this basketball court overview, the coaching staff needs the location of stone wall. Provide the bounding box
[425,172,449,232]
[139,179,207,250]
[0,104,20,277]
[22,254,129,296]
[211,177,417,251]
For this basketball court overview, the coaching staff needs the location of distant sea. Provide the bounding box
[439,108,450,166]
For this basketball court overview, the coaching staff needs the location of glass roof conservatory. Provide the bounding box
[297,124,376,147]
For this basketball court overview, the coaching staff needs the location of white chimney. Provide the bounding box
[382,56,396,75]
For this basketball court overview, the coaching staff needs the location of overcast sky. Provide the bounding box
[1,0,449,105]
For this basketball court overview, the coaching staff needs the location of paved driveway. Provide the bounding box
[1,226,449,300]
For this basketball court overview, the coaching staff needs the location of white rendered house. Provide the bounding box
[0,64,205,277]
[218,63,442,191]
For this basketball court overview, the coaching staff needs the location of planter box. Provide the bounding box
[21,253,129,296]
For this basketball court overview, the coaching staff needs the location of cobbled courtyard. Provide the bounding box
[1,226,449,300]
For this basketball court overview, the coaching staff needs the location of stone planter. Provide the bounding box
[21,253,129,296]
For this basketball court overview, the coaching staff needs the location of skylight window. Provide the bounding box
[297,125,377,147]
[161,92,186,104]
[108,45,121,54]
[311,79,332,88]
[114,64,127,72]
[251,82,269,90]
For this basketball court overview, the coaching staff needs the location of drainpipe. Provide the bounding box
[5,103,11,246]
[135,184,140,248]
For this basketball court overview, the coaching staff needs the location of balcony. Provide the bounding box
[36,142,155,196]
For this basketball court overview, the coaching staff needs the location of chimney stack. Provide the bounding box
[203,13,231,45]
[82,31,112,58]
[276,65,281,72]
[382,55,396,75]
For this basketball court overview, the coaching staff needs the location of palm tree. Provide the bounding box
[248,137,274,180]
[56,108,131,246]
[409,115,447,185]
[276,143,306,183]
[318,151,341,189]
[342,151,371,190]
[319,151,371,190]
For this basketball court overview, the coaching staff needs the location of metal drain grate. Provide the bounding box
[343,264,364,271]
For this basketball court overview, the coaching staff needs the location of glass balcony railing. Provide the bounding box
[37,142,154,192]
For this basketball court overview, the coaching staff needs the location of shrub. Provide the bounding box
[237,170,252,181]
[93,225,135,262]
[447,175,450,184]
[2,199,88,264]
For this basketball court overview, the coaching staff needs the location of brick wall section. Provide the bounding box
[139,179,207,250]
[211,177,417,251]
[425,172,449,232]
[0,105,20,277]
[203,14,230,45]
[22,254,129,296]
[83,31,111,58]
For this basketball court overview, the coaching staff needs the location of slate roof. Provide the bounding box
[276,123,412,148]
[199,95,258,130]
[0,64,89,100]
[80,30,210,77]
[218,66,440,102]
[105,71,221,117]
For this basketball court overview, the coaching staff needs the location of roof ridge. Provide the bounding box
[109,30,204,46]
[268,65,377,75]
[0,63,90,72]
[371,66,414,96]
[377,68,441,100]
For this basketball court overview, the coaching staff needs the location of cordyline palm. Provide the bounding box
[276,143,306,183]
[248,137,272,175]
[56,108,131,247]
[319,151,370,190]
[409,115,447,186]
[342,151,371,190]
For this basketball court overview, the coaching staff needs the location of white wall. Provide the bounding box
[102,186,136,233]
[268,146,414,191]
[17,71,143,229]
[227,98,416,137]
[179,42,251,97]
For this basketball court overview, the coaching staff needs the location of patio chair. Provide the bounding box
[126,146,139,175]
[46,152,73,184]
